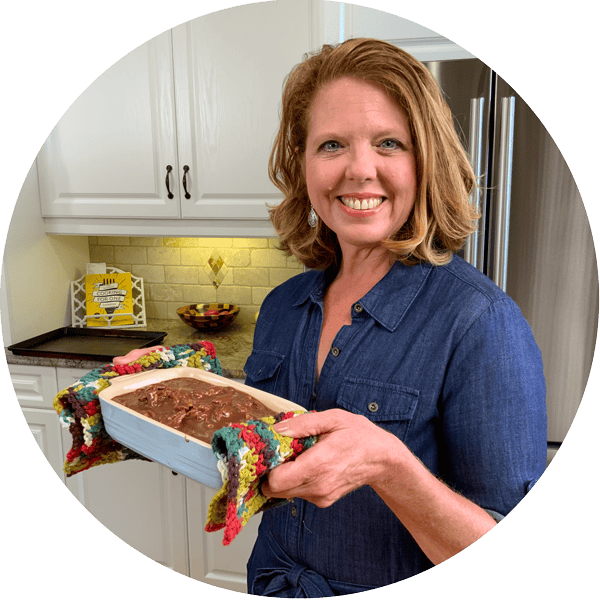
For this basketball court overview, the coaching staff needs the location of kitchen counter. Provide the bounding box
[4,318,255,380]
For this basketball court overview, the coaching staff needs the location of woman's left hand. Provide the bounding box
[262,408,400,507]
[112,345,163,366]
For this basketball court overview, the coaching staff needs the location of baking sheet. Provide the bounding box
[7,327,167,362]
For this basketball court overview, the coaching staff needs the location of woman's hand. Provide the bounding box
[262,407,496,564]
[112,345,163,366]
[262,408,401,507]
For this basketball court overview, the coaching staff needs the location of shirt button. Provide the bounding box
[291,506,298,517]
[331,347,340,357]
[368,402,379,413]
[353,303,363,313]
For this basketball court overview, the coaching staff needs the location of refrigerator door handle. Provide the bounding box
[464,97,486,272]
[492,96,516,291]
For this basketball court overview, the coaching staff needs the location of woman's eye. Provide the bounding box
[320,140,341,152]
[379,139,402,150]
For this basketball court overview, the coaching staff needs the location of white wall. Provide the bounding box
[1,161,90,345]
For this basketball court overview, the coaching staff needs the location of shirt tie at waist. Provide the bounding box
[247,523,376,597]
[252,564,335,597]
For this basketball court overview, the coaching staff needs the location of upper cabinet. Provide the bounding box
[323,2,473,61]
[172,1,311,220]
[38,31,180,219]
[36,1,467,236]
[39,0,312,235]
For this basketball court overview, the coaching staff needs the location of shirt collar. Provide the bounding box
[293,261,434,332]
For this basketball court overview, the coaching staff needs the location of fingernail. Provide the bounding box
[273,422,289,433]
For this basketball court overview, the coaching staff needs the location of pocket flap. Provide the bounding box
[244,350,285,382]
[337,377,419,422]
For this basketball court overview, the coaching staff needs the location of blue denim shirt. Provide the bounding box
[244,256,547,594]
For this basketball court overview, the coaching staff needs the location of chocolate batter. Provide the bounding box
[113,377,274,443]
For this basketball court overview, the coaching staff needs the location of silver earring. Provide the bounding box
[308,206,318,228]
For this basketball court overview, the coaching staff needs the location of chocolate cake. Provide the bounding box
[112,377,275,443]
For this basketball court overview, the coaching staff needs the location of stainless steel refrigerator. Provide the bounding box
[423,58,598,464]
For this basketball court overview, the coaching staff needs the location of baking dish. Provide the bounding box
[98,367,303,488]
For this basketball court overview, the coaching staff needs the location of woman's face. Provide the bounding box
[303,76,417,255]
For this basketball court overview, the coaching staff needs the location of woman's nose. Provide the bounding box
[345,145,377,181]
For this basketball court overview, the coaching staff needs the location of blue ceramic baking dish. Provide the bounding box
[98,367,302,488]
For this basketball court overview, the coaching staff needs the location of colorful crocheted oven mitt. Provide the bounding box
[205,410,317,546]
[53,342,221,476]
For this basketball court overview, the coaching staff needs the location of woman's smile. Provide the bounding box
[303,76,417,252]
[338,194,385,211]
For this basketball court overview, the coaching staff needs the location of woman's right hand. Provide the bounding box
[112,345,163,366]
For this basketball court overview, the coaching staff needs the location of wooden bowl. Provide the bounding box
[177,303,239,331]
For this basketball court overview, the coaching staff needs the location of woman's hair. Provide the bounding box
[268,37,479,269]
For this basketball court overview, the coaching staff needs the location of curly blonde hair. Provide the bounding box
[268,38,479,269]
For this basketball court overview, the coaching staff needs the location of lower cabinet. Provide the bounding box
[186,477,262,593]
[9,363,259,592]
[64,455,190,575]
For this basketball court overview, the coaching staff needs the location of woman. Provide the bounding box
[243,38,547,596]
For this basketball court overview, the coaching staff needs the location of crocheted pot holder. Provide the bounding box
[205,411,317,546]
[53,341,221,476]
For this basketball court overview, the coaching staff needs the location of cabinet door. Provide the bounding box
[65,460,190,576]
[37,31,180,219]
[55,367,189,575]
[172,0,311,220]
[21,408,66,482]
[186,477,261,593]
[9,365,65,481]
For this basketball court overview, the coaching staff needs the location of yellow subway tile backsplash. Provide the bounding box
[165,266,199,285]
[181,248,212,265]
[148,247,181,265]
[220,248,251,267]
[251,248,288,268]
[197,238,233,248]
[89,245,114,263]
[145,301,167,319]
[270,267,301,287]
[234,267,269,287]
[130,237,163,247]
[182,285,217,303]
[89,236,302,324]
[232,238,269,248]
[150,284,182,302]
[131,265,164,283]
[163,237,199,247]
[97,236,130,246]
[114,245,147,265]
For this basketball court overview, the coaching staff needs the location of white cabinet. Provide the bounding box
[67,456,190,574]
[54,367,189,576]
[186,478,261,593]
[9,364,65,481]
[37,32,180,220]
[10,363,259,591]
[323,2,474,61]
[172,0,311,220]
[38,0,312,235]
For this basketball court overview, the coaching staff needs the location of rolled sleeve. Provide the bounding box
[440,298,547,516]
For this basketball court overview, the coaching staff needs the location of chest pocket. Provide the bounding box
[244,349,285,396]
[337,377,419,441]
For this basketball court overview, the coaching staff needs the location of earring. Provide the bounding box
[308,206,318,228]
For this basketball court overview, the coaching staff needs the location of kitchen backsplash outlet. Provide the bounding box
[88,237,303,324]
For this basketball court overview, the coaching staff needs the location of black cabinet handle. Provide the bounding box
[183,165,191,199]
[165,165,174,199]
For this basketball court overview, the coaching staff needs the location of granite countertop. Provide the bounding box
[5,318,255,379]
